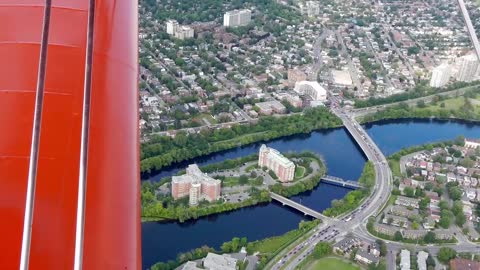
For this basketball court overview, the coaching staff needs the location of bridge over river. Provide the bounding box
[269,192,333,222]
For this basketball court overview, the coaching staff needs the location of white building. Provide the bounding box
[400,249,410,270]
[189,181,201,206]
[175,26,194,40]
[332,70,353,86]
[203,253,238,270]
[180,261,202,270]
[299,1,320,17]
[166,19,179,35]
[429,63,451,88]
[166,20,194,40]
[417,251,428,270]
[294,81,327,101]
[224,9,251,27]
[457,54,479,82]
[465,138,480,149]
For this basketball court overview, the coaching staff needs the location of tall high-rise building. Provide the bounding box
[166,20,194,40]
[299,1,320,17]
[258,144,295,182]
[430,63,451,88]
[171,164,221,204]
[175,26,195,40]
[223,9,252,27]
[189,181,201,206]
[457,54,479,82]
[166,19,179,35]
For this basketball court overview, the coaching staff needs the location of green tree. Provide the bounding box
[239,175,249,185]
[439,200,449,210]
[455,212,466,227]
[313,242,332,258]
[439,215,451,229]
[424,231,436,243]
[376,239,387,256]
[449,187,463,201]
[437,247,456,264]
[460,157,475,168]
[404,187,415,197]
[221,241,232,253]
[394,231,403,241]
[451,201,463,215]
[424,182,434,191]
[426,253,435,267]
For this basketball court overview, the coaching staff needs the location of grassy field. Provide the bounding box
[388,158,401,177]
[245,163,258,172]
[247,228,301,254]
[222,176,241,187]
[410,95,480,115]
[306,257,361,270]
[295,166,306,178]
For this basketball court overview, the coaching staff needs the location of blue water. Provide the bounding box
[142,119,480,269]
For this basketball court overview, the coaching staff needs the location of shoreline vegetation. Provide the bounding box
[322,161,375,217]
[141,152,326,223]
[149,219,320,270]
[140,107,342,178]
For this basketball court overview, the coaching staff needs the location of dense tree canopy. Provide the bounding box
[141,107,341,177]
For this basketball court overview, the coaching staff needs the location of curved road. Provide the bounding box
[271,107,392,270]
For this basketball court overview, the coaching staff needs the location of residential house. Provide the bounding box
[355,250,379,265]
[423,217,436,230]
[435,229,454,240]
[203,253,238,270]
[390,205,418,218]
[374,224,397,236]
[395,196,420,208]
[382,214,409,228]
[417,251,429,270]
[181,261,203,270]
[450,258,480,270]
[333,237,360,255]
[425,191,440,203]
[402,229,427,240]
[400,250,410,270]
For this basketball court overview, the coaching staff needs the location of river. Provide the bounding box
[142,119,480,269]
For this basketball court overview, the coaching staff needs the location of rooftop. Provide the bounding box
[203,253,238,270]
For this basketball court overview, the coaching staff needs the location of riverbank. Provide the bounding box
[148,219,320,270]
[322,161,375,217]
[140,107,341,178]
[141,152,325,223]
[141,119,480,268]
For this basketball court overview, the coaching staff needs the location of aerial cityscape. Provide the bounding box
[138,0,480,269]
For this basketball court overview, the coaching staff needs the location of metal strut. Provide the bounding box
[19,0,52,269]
[74,0,96,269]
